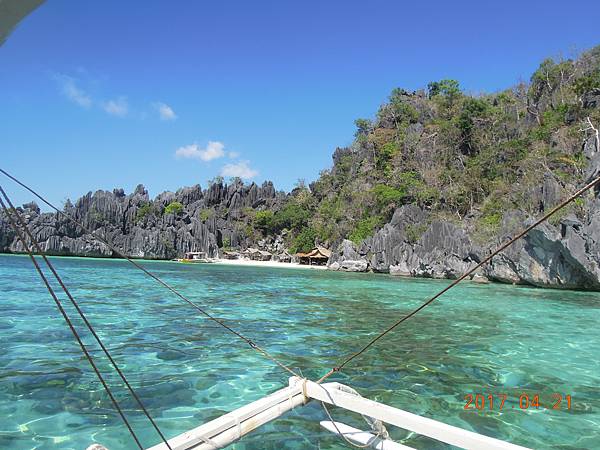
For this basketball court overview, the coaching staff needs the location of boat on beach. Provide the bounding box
[175,251,217,263]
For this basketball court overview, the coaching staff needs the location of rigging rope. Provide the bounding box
[0,185,173,450]
[0,167,300,379]
[0,195,144,449]
[317,174,600,384]
[6,165,598,447]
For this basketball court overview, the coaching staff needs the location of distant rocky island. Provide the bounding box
[2,45,600,290]
[0,180,284,261]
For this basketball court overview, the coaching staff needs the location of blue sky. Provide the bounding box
[1,0,599,208]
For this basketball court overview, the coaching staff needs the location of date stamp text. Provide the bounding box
[464,393,572,411]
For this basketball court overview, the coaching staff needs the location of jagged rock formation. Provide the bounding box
[328,239,369,272]
[328,198,600,290]
[329,206,483,279]
[0,180,285,260]
[328,128,600,290]
[3,46,600,290]
[322,46,600,290]
[326,133,600,290]
[486,207,600,289]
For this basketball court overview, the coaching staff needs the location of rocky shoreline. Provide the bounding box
[3,144,600,291]
[3,180,600,290]
[0,179,282,261]
[327,197,600,290]
[5,47,600,291]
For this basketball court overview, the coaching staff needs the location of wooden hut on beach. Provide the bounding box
[222,251,240,260]
[242,248,257,259]
[296,246,331,266]
[244,248,273,261]
[183,251,207,260]
[254,250,272,261]
[274,250,293,263]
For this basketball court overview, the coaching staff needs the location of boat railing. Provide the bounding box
[146,377,530,450]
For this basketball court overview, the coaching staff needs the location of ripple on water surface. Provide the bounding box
[0,254,599,449]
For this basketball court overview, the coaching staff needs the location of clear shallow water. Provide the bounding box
[0,254,599,450]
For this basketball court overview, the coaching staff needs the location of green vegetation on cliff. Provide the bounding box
[164,201,184,215]
[262,45,600,250]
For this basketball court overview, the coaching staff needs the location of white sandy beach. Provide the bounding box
[213,258,328,270]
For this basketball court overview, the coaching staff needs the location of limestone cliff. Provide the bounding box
[3,45,600,291]
[0,180,283,260]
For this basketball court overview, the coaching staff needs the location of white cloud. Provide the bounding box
[54,73,175,123]
[175,141,225,161]
[103,97,129,117]
[220,160,258,180]
[228,151,240,159]
[56,75,92,108]
[154,102,177,121]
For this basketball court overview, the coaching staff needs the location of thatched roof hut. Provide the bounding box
[254,250,272,261]
[274,250,293,263]
[244,248,272,261]
[296,246,331,265]
[242,248,258,258]
[223,251,240,260]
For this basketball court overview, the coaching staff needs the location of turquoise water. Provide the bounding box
[0,254,599,450]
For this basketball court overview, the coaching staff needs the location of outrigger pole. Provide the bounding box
[147,377,530,450]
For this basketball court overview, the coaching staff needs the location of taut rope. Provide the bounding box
[0,194,145,449]
[317,174,600,384]
[0,167,300,379]
[0,185,173,449]
[5,166,600,447]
